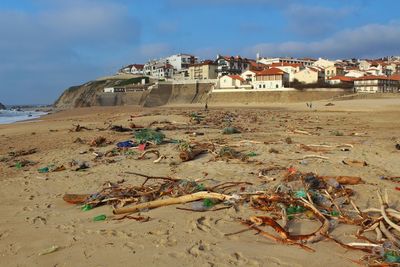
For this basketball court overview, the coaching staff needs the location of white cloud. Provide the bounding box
[248,22,400,59]
[284,5,354,37]
[0,0,141,104]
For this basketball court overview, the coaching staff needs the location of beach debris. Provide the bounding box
[291,129,312,135]
[222,127,241,135]
[73,137,85,144]
[302,155,329,160]
[38,245,60,256]
[63,194,91,204]
[1,148,38,162]
[89,136,110,147]
[331,130,344,136]
[268,148,279,154]
[9,159,37,169]
[218,146,247,161]
[342,159,368,167]
[138,149,165,163]
[325,102,335,106]
[285,137,293,144]
[70,124,91,132]
[189,112,204,124]
[93,214,107,221]
[396,144,400,150]
[179,149,205,162]
[113,191,233,214]
[69,160,90,171]
[116,140,136,148]
[134,128,165,145]
[110,125,132,132]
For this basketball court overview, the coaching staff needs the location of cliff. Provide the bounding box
[54,79,214,109]
[54,77,149,109]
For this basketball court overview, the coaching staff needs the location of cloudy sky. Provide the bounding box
[1,0,400,104]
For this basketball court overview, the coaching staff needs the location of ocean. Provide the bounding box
[0,109,47,124]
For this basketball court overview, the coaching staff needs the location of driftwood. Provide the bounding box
[179,149,205,162]
[113,191,232,214]
[320,175,364,185]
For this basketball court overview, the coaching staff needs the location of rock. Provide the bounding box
[0,102,5,110]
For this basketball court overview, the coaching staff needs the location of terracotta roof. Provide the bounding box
[354,75,389,81]
[248,61,268,70]
[270,62,303,68]
[132,64,144,69]
[255,68,286,76]
[389,74,400,81]
[190,60,216,67]
[327,76,354,82]
[227,75,245,82]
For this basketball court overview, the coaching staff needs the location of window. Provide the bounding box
[263,84,266,88]
[276,84,279,88]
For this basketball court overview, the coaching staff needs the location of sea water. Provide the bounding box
[0,109,47,124]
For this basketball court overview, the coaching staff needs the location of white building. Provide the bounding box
[345,69,365,78]
[252,68,288,89]
[119,64,144,75]
[354,76,397,93]
[269,62,303,82]
[258,57,315,67]
[165,54,197,72]
[313,58,336,68]
[240,70,258,83]
[218,75,247,89]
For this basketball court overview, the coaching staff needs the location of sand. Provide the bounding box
[1,98,400,267]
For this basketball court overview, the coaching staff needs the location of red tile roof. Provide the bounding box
[227,75,245,82]
[389,74,400,81]
[270,62,303,68]
[132,64,144,69]
[255,68,286,76]
[354,75,389,81]
[327,76,354,82]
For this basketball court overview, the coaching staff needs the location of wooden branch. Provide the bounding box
[113,191,233,214]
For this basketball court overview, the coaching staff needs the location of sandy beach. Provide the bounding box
[1,98,400,267]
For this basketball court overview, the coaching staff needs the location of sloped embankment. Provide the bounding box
[142,82,213,107]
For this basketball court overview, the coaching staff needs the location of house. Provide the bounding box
[269,62,304,82]
[144,61,174,79]
[313,58,335,68]
[104,87,114,93]
[166,54,197,71]
[324,65,345,80]
[248,60,268,71]
[144,54,197,78]
[354,76,398,93]
[345,68,365,78]
[327,76,354,85]
[389,75,400,92]
[188,60,217,80]
[258,56,315,67]
[216,55,250,77]
[252,68,289,89]
[240,70,259,83]
[218,75,247,89]
[293,67,319,84]
[119,64,145,75]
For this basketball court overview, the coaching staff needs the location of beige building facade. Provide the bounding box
[293,68,319,84]
[188,61,217,80]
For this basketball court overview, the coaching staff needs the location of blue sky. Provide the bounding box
[1,0,400,104]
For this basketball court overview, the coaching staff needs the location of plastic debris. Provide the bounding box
[93,214,107,221]
[116,140,136,148]
[38,245,59,256]
[134,129,165,144]
[222,127,241,134]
